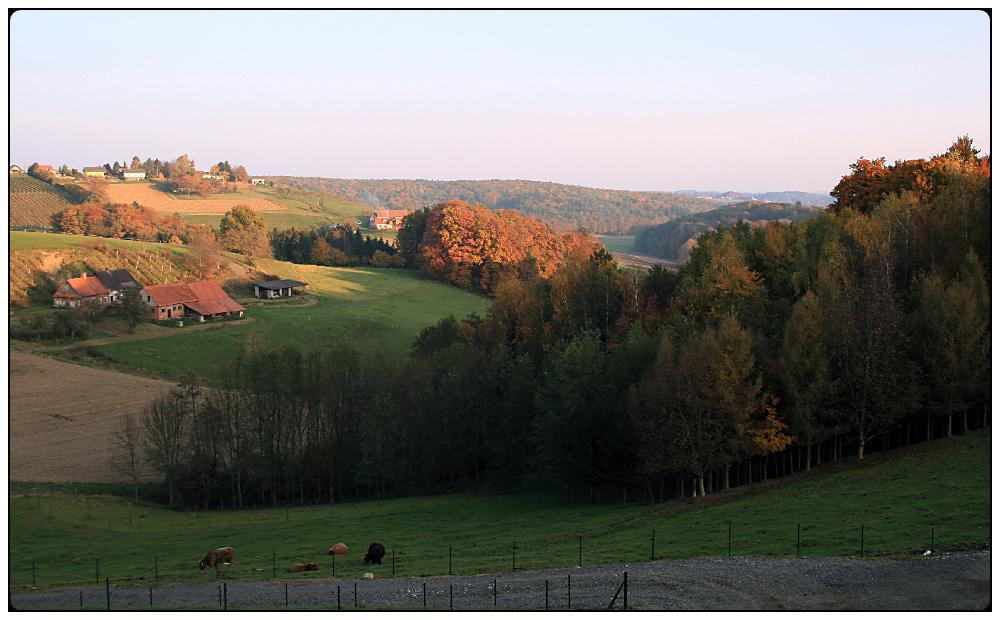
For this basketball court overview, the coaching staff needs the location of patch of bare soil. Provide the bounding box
[8,349,179,483]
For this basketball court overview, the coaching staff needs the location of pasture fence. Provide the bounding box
[11,519,953,594]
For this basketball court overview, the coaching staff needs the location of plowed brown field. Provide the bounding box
[9,350,177,483]
[104,183,286,213]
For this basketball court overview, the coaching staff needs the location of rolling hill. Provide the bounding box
[265,176,717,234]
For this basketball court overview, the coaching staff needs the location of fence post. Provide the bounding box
[450,584,453,610]
[423,583,426,608]
[494,578,497,607]
[79,591,82,608]
[105,577,110,611]
[861,523,865,559]
[392,549,395,576]
[224,582,228,611]
[354,582,357,608]
[568,574,571,609]
[285,582,288,608]
[155,556,158,582]
[651,529,655,561]
[931,526,935,553]
[149,586,152,608]
[31,561,35,588]
[449,546,452,576]
[273,551,276,579]
[579,536,582,568]
[545,579,549,610]
[512,540,516,573]
[797,523,801,557]
[332,552,335,578]
[96,559,99,586]
[337,585,341,611]
[624,571,628,611]
[728,522,732,557]
[218,585,221,606]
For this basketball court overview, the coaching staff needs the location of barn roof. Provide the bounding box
[255,279,307,290]
[371,210,410,218]
[143,281,243,314]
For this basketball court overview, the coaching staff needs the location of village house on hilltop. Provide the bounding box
[141,281,244,322]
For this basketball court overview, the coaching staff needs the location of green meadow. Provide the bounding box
[93,260,490,382]
[9,230,186,253]
[8,429,990,591]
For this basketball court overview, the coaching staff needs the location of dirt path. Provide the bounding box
[8,350,179,483]
[9,553,990,610]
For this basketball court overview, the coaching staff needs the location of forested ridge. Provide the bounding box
[635,201,825,260]
[264,176,716,234]
[127,138,990,509]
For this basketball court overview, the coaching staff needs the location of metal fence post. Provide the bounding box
[494,578,497,607]
[797,523,801,557]
[224,582,228,610]
[651,529,655,561]
[392,549,395,576]
[545,579,549,610]
[423,583,426,608]
[728,522,732,557]
[337,585,341,610]
[149,586,153,608]
[568,574,571,609]
[155,555,158,582]
[354,582,357,608]
[624,571,628,611]
[285,582,288,607]
[579,536,582,568]
[105,577,110,611]
[449,546,452,576]
[31,561,35,588]
[861,523,865,559]
[450,584,453,610]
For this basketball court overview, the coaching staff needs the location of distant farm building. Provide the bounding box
[251,177,266,186]
[83,167,108,178]
[141,281,245,322]
[121,168,146,181]
[53,269,140,308]
[36,165,53,172]
[9,165,24,173]
[369,209,410,230]
[254,279,307,299]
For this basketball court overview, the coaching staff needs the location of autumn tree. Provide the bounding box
[141,390,190,505]
[220,204,271,262]
[109,412,145,504]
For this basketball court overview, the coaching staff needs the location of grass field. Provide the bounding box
[8,428,990,591]
[596,235,636,253]
[89,260,490,382]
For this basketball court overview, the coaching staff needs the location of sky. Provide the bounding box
[8,9,991,194]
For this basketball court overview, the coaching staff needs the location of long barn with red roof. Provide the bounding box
[141,281,244,323]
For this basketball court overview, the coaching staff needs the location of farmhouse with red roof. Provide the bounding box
[141,281,245,322]
[53,273,112,308]
[369,209,411,230]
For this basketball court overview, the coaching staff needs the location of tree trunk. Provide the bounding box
[857,430,865,460]
[697,475,705,497]
[961,410,969,434]
[926,412,932,442]
[946,412,953,437]
[806,443,812,471]
[722,465,730,490]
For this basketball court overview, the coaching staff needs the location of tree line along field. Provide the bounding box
[8,428,990,591]
[9,173,79,227]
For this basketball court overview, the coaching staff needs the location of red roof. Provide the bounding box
[53,275,110,299]
[371,210,410,219]
[143,281,244,315]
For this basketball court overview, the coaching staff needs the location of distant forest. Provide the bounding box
[264,176,715,235]
[635,202,825,260]
[672,190,833,206]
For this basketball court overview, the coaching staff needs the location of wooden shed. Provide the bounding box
[254,279,307,299]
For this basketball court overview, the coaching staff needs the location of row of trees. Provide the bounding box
[125,138,990,507]
[270,226,402,268]
[50,202,209,243]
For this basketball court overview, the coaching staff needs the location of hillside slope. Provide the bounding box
[9,173,79,228]
[266,176,717,234]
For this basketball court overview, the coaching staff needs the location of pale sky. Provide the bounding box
[8,9,991,194]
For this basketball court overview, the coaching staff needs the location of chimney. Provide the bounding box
[80,273,87,280]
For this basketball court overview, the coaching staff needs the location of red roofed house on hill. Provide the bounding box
[141,281,245,322]
[53,273,111,308]
[52,269,140,308]
[369,209,410,231]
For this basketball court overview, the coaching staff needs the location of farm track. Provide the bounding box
[9,553,990,611]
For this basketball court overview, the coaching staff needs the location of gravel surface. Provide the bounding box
[10,552,990,611]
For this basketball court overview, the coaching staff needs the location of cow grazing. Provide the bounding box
[290,562,320,573]
[199,546,235,570]
[363,542,386,565]
[328,543,348,556]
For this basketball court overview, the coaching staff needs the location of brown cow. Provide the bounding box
[290,562,319,573]
[199,546,235,570]
[328,543,348,556]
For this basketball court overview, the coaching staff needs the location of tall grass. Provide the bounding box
[9,429,989,591]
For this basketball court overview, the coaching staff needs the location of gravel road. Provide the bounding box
[10,552,990,611]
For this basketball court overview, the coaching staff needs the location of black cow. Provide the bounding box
[363,542,386,565]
